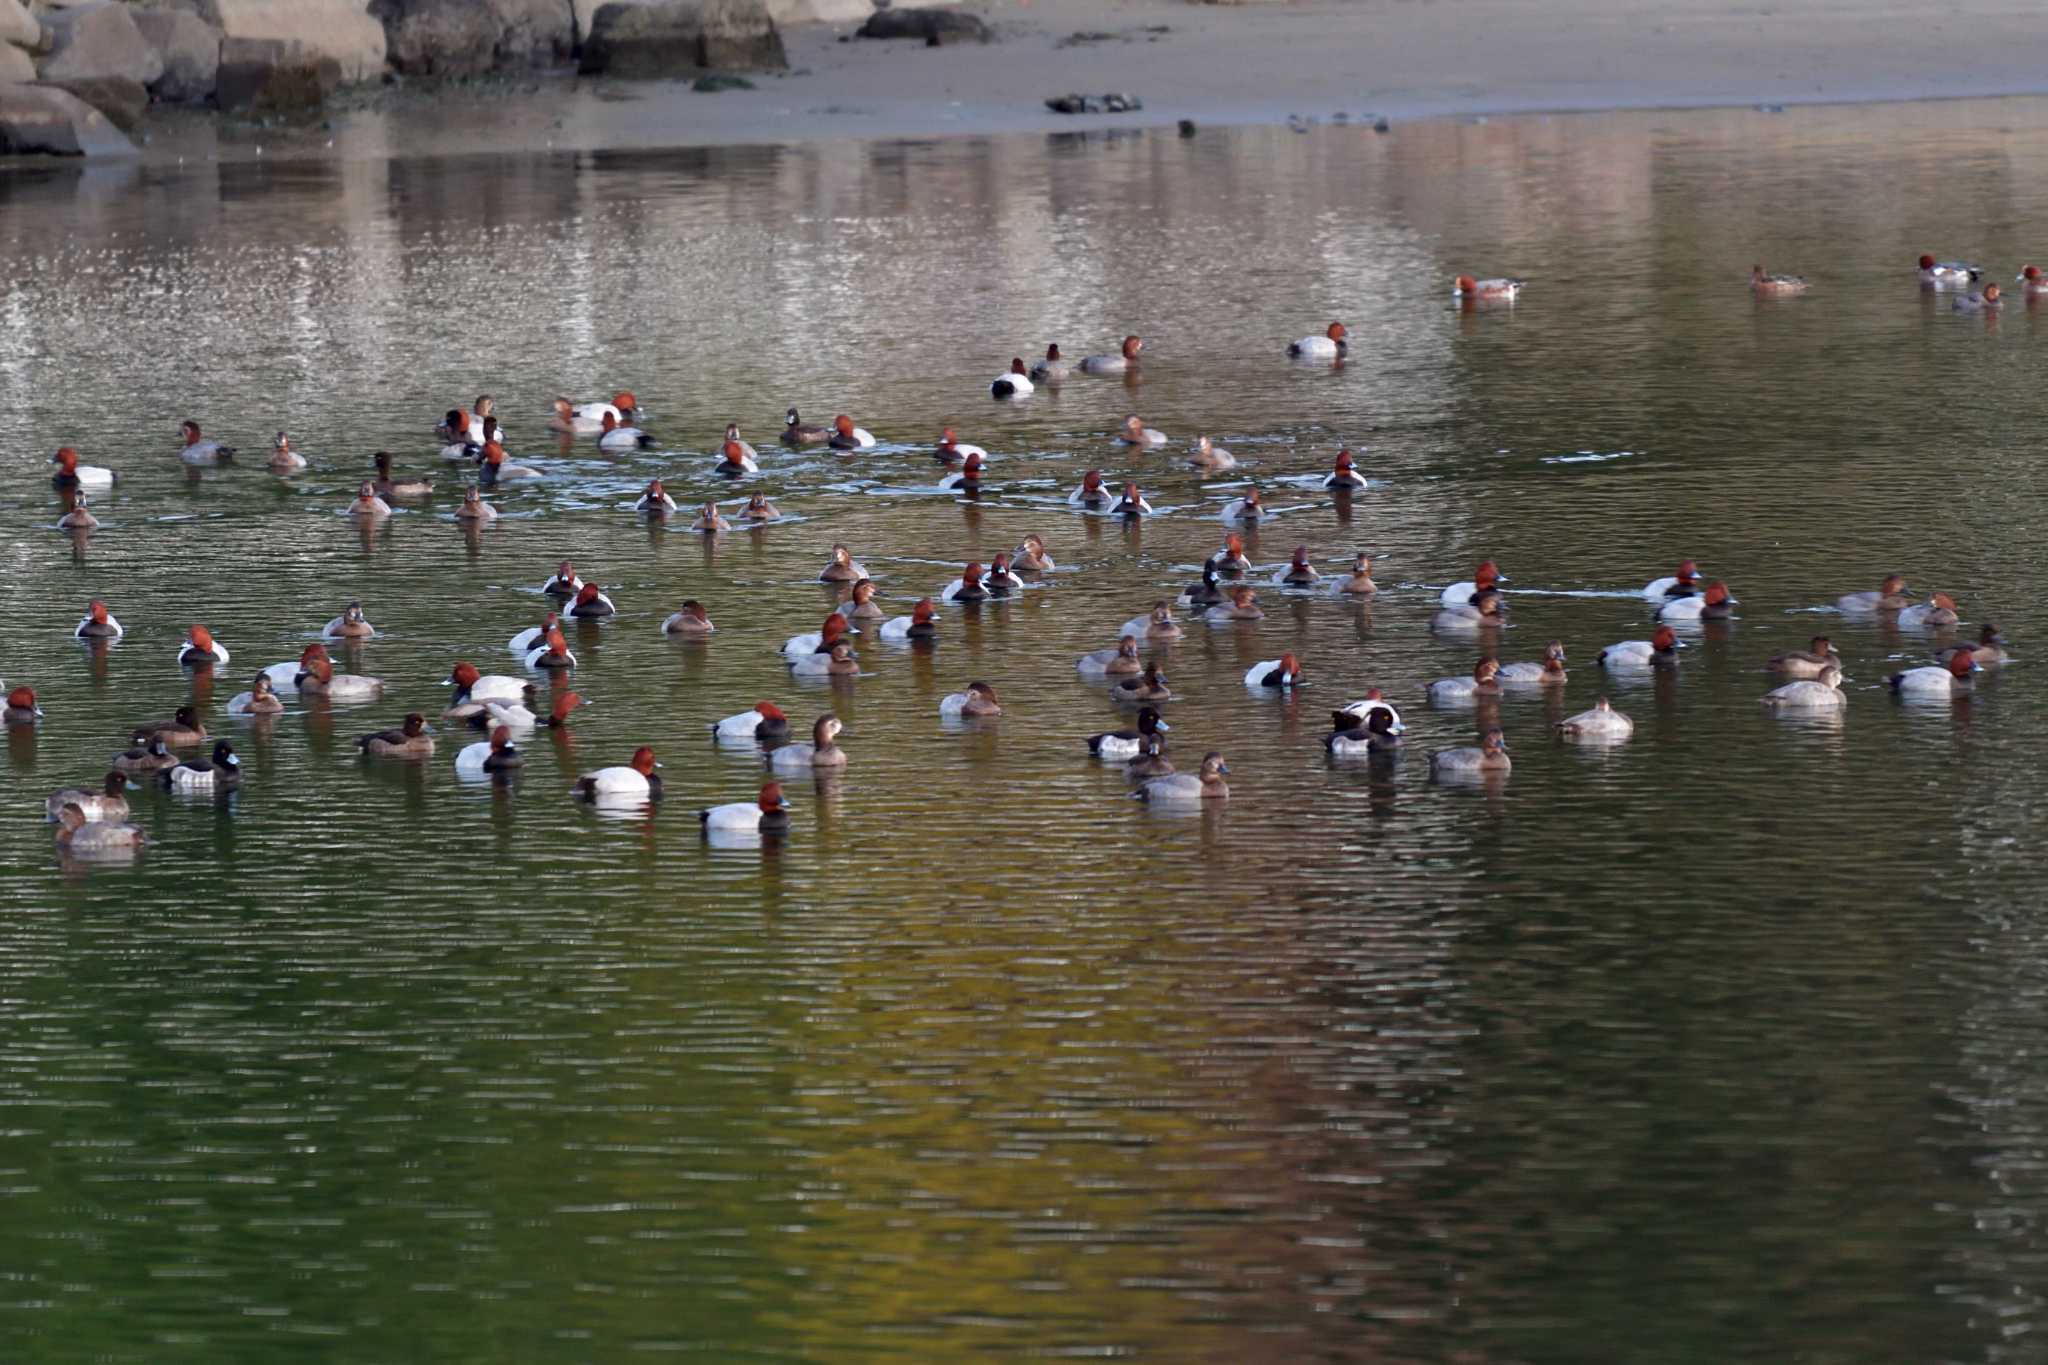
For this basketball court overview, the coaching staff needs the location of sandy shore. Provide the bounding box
[146,0,2048,161]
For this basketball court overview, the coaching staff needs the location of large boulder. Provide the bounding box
[855,5,984,43]
[189,0,385,82]
[0,42,32,81]
[214,35,341,109]
[579,0,783,76]
[37,73,147,128]
[133,7,222,102]
[764,0,868,23]
[0,0,41,51]
[0,80,134,153]
[38,2,163,83]
[372,0,574,77]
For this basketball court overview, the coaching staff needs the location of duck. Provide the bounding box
[1180,564,1225,608]
[597,411,654,450]
[1077,635,1144,677]
[53,803,146,856]
[1919,253,1981,288]
[295,646,385,701]
[879,598,939,643]
[1012,534,1054,572]
[548,397,598,435]
[349,482,393,518]
[1766,636,1842,677]
[143,707,211,746]
[1327,706,1402,758]
[990,358,1035,400]
[1080,336,1143,375]
[572,746,664,800]
[1838,574,1913,614]
[455,725,523,777]
[323,601,375,639]
[1244,653,1304,689]
[560,392,638,433]
[1597,625,1685,669]
[2020,265,2048,296]
[1658,581,1736,622]
[1954,283,2003,311]
[791,640,859,677]
[112,732,177,776]
[4,686,43,725]
[828,414,876,450]
[1219,488,1267,525]
[1112,661,1174,703]
[692,502,733,534]
[447,662,532,709]
[1890,651,1977,697]
[178,419,234,465]
[55,493,98,530]
[1452,275,1525,303]
[358,712,434,759]
[1187,436,1237,472]
[781,407,829,446]
[741,493,781,522]
[713,439,757,478]
[1763,665,1847,709]
[1322,448,1366,490]
[1643,560,1704,600]
[1338,690,1405,734]
[564,582,617,620]
[1208,534,1251,578]
[1440,560,1506,608]
[178,625,230,667]
[477,441,541,485]
[1116,415,1167,447]
[820,545,868,583]
[941,563,990,604]
[1430,728,1512,776]
[1109,483,1152,518]
[524,629,578,671]
[769,716,848,771]
[1335,553,1377,595]
[50,446,116,493]
[1430,588,1508,633]
[1119,601,1183,643]
[1274,546,1318,586]
[1136,752,1229,803]
[1937,624,2008,668]
[1287,321,1348,359]
[1500,642,1567,687]
[1750,265,1810,297]
[472,396,505,442]
[940,681,1002,718]
[267,432,307,473]
[1089,707,1170,760]
[933,427,988,465]
[783,613,852,661]
[1069,470,1114,509]
[509,613,561,656]
[226,673,286,715]
[939,452,987,491]
[1557,698,1634,742]
[1205,586,1264,624]
[1429,658,1503,703]
[1125,733,1175,780]
[162,739,241,791]
[661,600,715,636]
[455,487,497,523]
[635,479,679,515]
[983,554,1024,592]
[474,691,581,735]
[541,563,584,598]
[1897,593,1961,629]
[46,771,132,823]
[1029,344,1069,383]
[74,599,123,639]
[722,423,759,465]
[438,409,480,460]
[837,579,886,621]
[712,701,792,744]
[701,782,791,834]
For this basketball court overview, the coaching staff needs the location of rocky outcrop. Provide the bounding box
[0,80,134,154]
[764,0,869,24]
[855,6,985,43]
[0,0,41,52]
[0,43,31,81]
[191,0,386,81]
[39,2,163,83]
[133,7,223,103]
[579,0,784,77]
[214,35,341,109]
[38,73,148,128]
[373,0,574,77]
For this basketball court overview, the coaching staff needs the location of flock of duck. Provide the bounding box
[27,259,2014,858]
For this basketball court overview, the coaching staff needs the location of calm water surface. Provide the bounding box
[2,99,2047,1361]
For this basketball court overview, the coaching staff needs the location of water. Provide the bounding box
[3,99,2047,1361]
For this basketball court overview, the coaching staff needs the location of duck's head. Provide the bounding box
[1325,321,1347,342]
[1366,708,1397,735]
[1653,626,1681,651]
[834,414,856,438]
[962,561,985,583]
[758,781,785,814]
[482,441,506,466]
[722,439,746,464]
[1224,533,1246,557]
[103,771,131,795]
[1676,558,1699,584]
[1044,343,1062,361]
[1116,634,1140,660]
[1481,728,1509,754]
[551,691,585,723]
[754,701,786,723]
[698,501,721,521]
[187,625,216,653]
[400,713,428,738]
[1474,559,1503,587]
[1454,274,1478,294]
[552,397,574,419]
[1704,582,1734,606]
[830,544,854,566]
[543,628,570,657]
[1929,592,1959,612]
[87,599,111,625]
[1122,482,1142,502]
[180,419,201,445]
[1081,469,1105,493]
[1120,335,1143,359]
[1881,573,1910,597]
[962,452,985,475]
[912,598,936,625]
[1470,588,1505,618]
[1948,651,1978,679]
[600,412,618,432]
[1290,545,1310,569]
[489,724,516,752]
[9,685,38,712]
[1137,706,1169,735]
[785,406,802,426]
[1816,665,1845,689]
[849,580,875,605]
[989,552,1011,573]
[356,481,378,501]
[462,487,485,508]
[1333,448,1356,472]
[1919,254,1937,270]
[968,680,999,704]
[820,614,850,644]
[1149,601,1174,625]
[1979,623,2003,645]
[52,446,78,470]
[1544,640,1567,663]
[273,431,292,452]
[1198,752,1229,779]
[1120,415,1144,437]
[1352,553,1373,572]
[1229,585,1258,608]
[644,478,666,499]
[629,745,660,776]
[1985,283,2004,303]
[1009,357,1028,376]
[447,661,481,690]
[1474,657,1500,683]
[554,560,575,580]
[574,583,603,608]
[474,394,495,417]
[446,408,469,432]
[1143,661,1169,687]
[212,740,239,769]
[1279,652,1303,678]
[813,715,844,746]
[2024,265,2043,282]
[1811,635,1836,655]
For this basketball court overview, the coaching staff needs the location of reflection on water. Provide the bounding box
[3,99,2048,1360]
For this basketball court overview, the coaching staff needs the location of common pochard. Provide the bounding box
[1125,734,1174,780]
[742,493,781,521]
[715,437,758,478]
[1208,534,1251,577]
[662,600,715,636]
[636,479,679,515]
[1431,588,1508,632]
[1597,625,1684,669]
[1430,728,1512,775]
[541,563,583,597]
[509,613,561,656]
[1750,265,1810,296]
[1322,448,1366,490]
[828,414,876,450]
[1287,321,1348,359]
[836,580,885,622]
[1136,752,1228,804]
[268,432,307,473]
[598,411,654,450]
[983,554,1023,592]
[940,680,1002,718]
[295,645,384,701]
[1453,274,1525,303]
[74,599,122,639]
[1557,698,1634,742]
[178,419,234,465]
[1658,581,1736,622]
[478,441,540,484]
[722,422,758,463]
[941,563,990,603]
[1954,283,2002,311]
[1080,336,1143,375]
[1499,642,1567,686]
[53,803,145,857]
[939,452,987,491]
[454,488,497,522]
[1919,253,1980,288]
[1219,488,1266,525]
[446,661,531,708]
[1429,658,1503,703]
[1275,546,1317,585]
[1765,636,1842,677]
[162,739,240,791]
[791,640,859,677]
[50,446,115,493]
[1837,575,1913,614]
[323,601,375,638]
[4,686,43,725]
[572,746,663,800]
[1112,661,1174,703]
[178,625,230,667]
[1763,666,1847,709]
[1642,560,1702,600]
[1897,593,1961,629]
[2021,265,2048,296]
[1118,601,1183,642]
[1116,415,1167,447]
[358,712,433,759]
[1245,653,1304,689]
[990,358,1035,400]
[1110,483,1152,517]
[879,598,938,643]
[46,771,131,823]
[565,583,617,619]
[523,629,578,671]
[1089,707,1170,760]
[1441,560,1506,607]
[712,701,792,744]
[783,613,852,660]
[701,781,790,833]
[1029,344,1070,383]
[1890,651,1977,696]
[769,716,848,770]
[933,427,987,465]
[1070,471,1113,509]
[455,725,523,777]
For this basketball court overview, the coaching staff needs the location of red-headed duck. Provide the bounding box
[1070,470,1113,508]
[1328,706,1402,758]
[1500,642,1567,687]
[1897,593,1961,629]
[1557,698,1634,742]
[162,739,240,791]
[439,407,478,458]
[4,685,43,725]
[742,493,780,521]
[1287,321,1348,359]
[1429,658,1502,703]
[296,645,385,701]
[1890,651,1977,696]
[54,802,145,857]
[1089,706,1169,760]
[1116,414,1167,447]
[701,781,790,833]
[1187,436,1237,472]
[475,690,581,733]
[1766,636,1841,677]
[1937,624,2008,668]
[1430,728,1511,776]
[985,553,1022,592]
[1750,265,1809,296]
[1955,283,2002,311]
[662,600,715,636]
[1013,533,1054,571]
[350,482,393,518]
[323,601,375,638]
[990,357,1035,400]
[692,501,732,534]
[56,492,98,530]
[1763,666,1846,710]
[112,731,176,775]
[1919,253,1980,288]
[1597,625,1684,670]
[1029,344,1069,383]
[1323,448,1366,490]
[1077,634,1144,677]
[1276,545,1317,585]
[1080,336,1143,375]
[565,582,617,619]
[940,451,986,491]
[828,414,876,450]
[1209,534,1251,578]
[227,673,285,715]
[1112,660,1173,703]
[478,440,540,485]
[636,479,678,515]
[50,445,116,494]
[933,427,986,465]
[1205,585,1264,624]
[1245,653,1304,689]
[74,599,123,639]
[358,712,433,759]
[781,407,829,446]
[178,625,229,667]
[820,544,868,583]
[837,579,885,621]
[722,422,757,463]
[541,563,583,598]
[598,410,654,450]
[939,680,1002,718]
[178,419,234,465]
[879,598,938,643]
[791,640,858,677]
[942,563,990,604]
[1432,586,1508,633]
[1453,274,1525,303]
[1336,553,1377,595]
[712,701,791,744]
[1644,560,1703,600]
[2021,265,2048,296]
[46,771,131,823]
[714,437,758,478]
[783,613,852,660]
[455,487,496,522]
[524,629,577,671]
[1659,581,1736,622]
[572,746,663,800]
[1136,751,1228,804]
[455,724,523,777]
[1111,483,1152,518]
[269,432,307,473]
[769,716,847,771]
[1442,560,1506,607]
[446,661,531,708]
[509,613,561,656]
[1838,574,1913,614]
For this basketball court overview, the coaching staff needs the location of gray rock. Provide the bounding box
[0,0,40,50]
[372,0,575,78]
[37,73,147,129]
[579,0,785,77]
[0,41,31,82]
[215,35,340,110]
[193,0,385,83]
[39,2,163,84]
[133,8,221,103]
[0,79,134,154]
[855,6,985,43]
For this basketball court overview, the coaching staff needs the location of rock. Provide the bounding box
[192,0,386,82]
[1044,92,1141,114]
[215,35,341,110]
[37,73,147,128]
[0,43,31,81]
[0,0,40,50]
[855,5,984,43]
[764,0,869,23]
[0,80,134,153]
[692,70,750,89]
[133,8,221,102]
[372,0,575,78]
[38,2,163,84]
[579,0,785,77]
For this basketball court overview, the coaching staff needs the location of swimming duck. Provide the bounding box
[941,563,990,604]
[1080,336,1143,375]
[1838,574,1913,614]
[701,781,791,834]
[1431,588,1508,633]
[541,563,583,598]
[1765,636,1842,677]
[358,712,433,759]
[1429,658,1503,703]
[879,598,939,643]
[791,640,859,678]
[1205,585,1264,624]
[178,419,234,465]
[4,686,43,725]
[782,407,829,446]
[820,545,868,583]
[1112,661,1174,703]
[46,771,131,823]
[349,482,393,518]
[267,432,307,473]
[1750,265,1810,296]
[547,397,598,435]
[1557,698,1634,742]
[74,599,123,639]
[1763,665,1847,709]
[635,480,679,515]
[598,411,654,450]
[1955,283,2003,311]
[933,427,988,465]
[509,613,562,656]
[1338,690,1405,734]
[990,358,1035,400]
[712,702,792,744]
[1125,734,1175,780]
[1180,563,1225,608]
[323,601,375,639]
[1430,728,1512,776]
[1327,706,1402,758]
[1245,653,1304,689]
[438,409,480,460]
[55,493,97,530]
[661,600,715,636]
[1890,651,1977,697]
[226,673,286,715]
[1116,415,1167,447]
[1597,625,1684,670]
[722,422,759,463]
[1109,483,1152,518]
[1937,624,2008,668]
[474,690,581,735]
[564,582,617,620]
[940,681,1002,718]
[837,580,886,622]
[1499,642,1567,687]
[454,488,497,524]
[1029,344,1070,383]
[1077,635,1144,677]
[1919,253,1981,288]
[471,396,505,442]
[1453,275,1525,303]
[2021,265,2048,296]
[713,439,757,478]
[769,716,848,771]
[455,725,523,777]
[295,646,385,701]
[692,502,733,534]
[478,441,541,485]
[112,732,177,776]
[162,739,241,791]
[1658,581,1736,622]
[1069,470,1114,509]
[50,445,116,493]
[1287,321,1348,359]
[1897,593,1961,629]
[178,626,230,668]
[828,415,876,450]
[1187,436,1237,472]
[983,554,1024,592]
[1274,545,1318,586]
[1335,553,1377,595]
[1089,706,1170,760]
[1012,534,1054,571]
[1136,752,1229,804]
[1208,534,1251,578]
[1118,601,1183,643]
[53,802,145,857]
[140,706,207,744]
[572,746,664,800]
[783,613,852,661]
[1440,560,1506,608]
[524,629,578,672]
[1322,448,1366,490]
[940,452,987,491]
[446,662,534,710]
[742,493,781,521]
[1642,560,1703,600]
